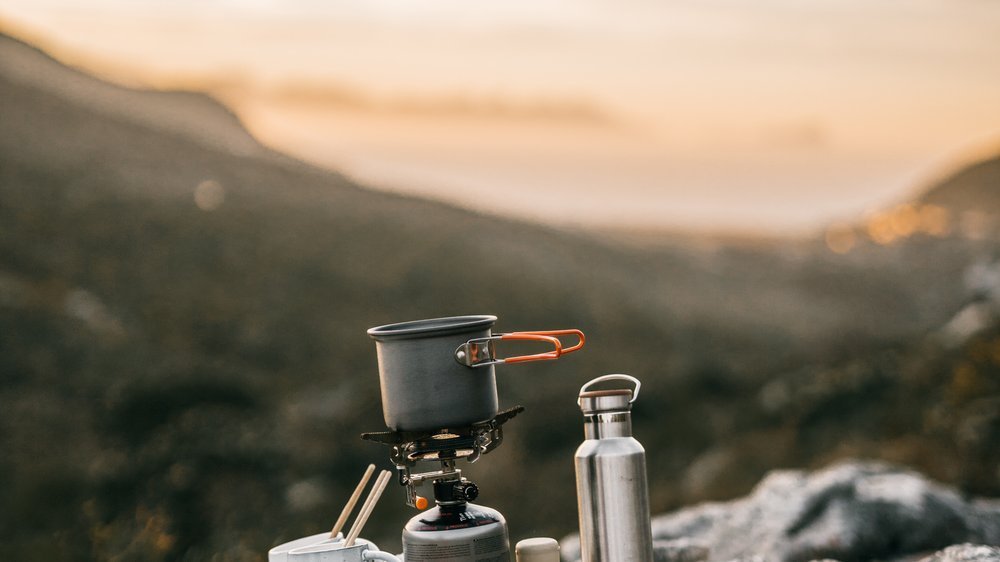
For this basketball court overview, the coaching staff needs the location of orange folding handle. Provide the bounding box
[500,329,586,364]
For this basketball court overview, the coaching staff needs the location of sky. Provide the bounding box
[2,0,999,234]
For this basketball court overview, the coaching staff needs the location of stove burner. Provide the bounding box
[361,406,523,446]
[362,406,524,508]
[361,405,524,466]
[409,448,476,462]
[404,433,477,462]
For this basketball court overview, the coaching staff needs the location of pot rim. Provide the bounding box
[367,315,497,341]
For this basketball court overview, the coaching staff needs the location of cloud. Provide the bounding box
[255,80,618,126]
[763,120,829,150]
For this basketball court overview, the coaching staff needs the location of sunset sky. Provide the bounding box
[2,0,999,233]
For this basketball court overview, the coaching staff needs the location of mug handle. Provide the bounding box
[455,329,585,367]
[363,549,401,562]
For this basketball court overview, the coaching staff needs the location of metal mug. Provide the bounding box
[367,315,584,432]
[269,534,369,562]
[286,541,399,562]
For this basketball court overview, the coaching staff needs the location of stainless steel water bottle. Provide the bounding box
[574,374,654,562]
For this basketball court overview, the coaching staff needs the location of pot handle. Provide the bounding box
[455,329,585,368]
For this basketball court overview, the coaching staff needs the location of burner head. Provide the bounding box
[361,405,524,465]
[403,433,477,462]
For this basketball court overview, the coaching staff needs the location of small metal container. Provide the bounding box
[515,538,560,562]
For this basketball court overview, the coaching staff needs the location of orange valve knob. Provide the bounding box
[415,496,429,510]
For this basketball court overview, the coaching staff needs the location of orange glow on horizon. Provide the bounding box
[2,1,998,234]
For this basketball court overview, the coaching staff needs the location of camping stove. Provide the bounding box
[361,405,523,509]
[363,316,584,562]
[362,406,524,562]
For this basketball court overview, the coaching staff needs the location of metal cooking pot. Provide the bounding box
[367,315,584,432]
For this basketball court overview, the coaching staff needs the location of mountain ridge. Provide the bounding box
[0,29,261,156]
[919,153,1000,215]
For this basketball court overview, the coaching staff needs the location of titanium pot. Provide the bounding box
[367,315,584,432]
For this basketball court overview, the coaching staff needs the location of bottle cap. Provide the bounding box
[577,374,640,414]
[578,390,632,414]
[515,538,560,562]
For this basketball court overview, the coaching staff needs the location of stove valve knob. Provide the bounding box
[454,481,479,502]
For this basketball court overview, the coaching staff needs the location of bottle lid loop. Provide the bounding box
[577,374,641,405]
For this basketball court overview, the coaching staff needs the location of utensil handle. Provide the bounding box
[345,470,392,547]
[331,464,375,538]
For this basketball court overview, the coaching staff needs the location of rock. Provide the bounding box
[918,544,1000,562]
[652,461,1000,562]
[561,461,1000,562]
[559,537,710,562]
[653,538,711,562]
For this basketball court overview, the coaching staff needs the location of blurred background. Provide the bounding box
[0,0,998,560]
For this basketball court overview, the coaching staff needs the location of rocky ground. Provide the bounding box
[562,461,1000,562]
